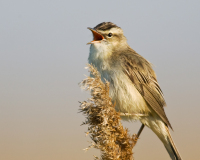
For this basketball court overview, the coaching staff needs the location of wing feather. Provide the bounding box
[120,51,172,129]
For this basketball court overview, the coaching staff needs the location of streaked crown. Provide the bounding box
[94,22,121,31]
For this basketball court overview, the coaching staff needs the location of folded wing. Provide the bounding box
[120,50,172,129]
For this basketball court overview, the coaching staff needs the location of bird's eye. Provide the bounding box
[108,33,112,37]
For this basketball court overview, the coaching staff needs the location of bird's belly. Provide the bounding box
[101,69,150,119]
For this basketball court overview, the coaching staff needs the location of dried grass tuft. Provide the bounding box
[79,64,137,160]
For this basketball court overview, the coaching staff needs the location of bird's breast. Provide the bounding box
[105,69,150,118]
[88,44,150,120]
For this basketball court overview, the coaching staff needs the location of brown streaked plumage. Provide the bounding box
[87,22,182,160]
[119,50,172,129]
[94,22,121,31]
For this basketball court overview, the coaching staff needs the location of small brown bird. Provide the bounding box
[87,22,182,160]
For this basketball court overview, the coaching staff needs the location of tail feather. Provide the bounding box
[141,115,182,160]
[165,127,182,160]
[142,118,182,160]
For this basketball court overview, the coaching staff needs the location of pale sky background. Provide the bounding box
[0,1,200,160]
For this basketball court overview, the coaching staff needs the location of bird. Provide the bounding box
[87,22,182,160]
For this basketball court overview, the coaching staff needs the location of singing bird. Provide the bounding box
[87,22,182,160]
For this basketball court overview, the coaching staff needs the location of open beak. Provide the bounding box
[87,27,104,44]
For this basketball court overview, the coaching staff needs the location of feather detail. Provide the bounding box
[119,49,172,129]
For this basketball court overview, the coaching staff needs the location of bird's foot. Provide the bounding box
[132,134,139,144]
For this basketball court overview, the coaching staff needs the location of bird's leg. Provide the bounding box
[133,124,145,143]
[137,123,145,138]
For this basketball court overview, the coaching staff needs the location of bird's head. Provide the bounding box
[87,22,128,52]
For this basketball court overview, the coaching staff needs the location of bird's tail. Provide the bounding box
[163,126,182,160]
[145,118,182,160]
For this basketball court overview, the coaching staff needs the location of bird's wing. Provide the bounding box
[120,51,172,129]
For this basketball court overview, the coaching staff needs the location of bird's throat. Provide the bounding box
[88,43,112,71]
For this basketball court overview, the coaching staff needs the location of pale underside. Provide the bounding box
[89,43,153,115]
[88,42,169,123]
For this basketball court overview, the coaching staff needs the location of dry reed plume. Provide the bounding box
[79,64,137,160]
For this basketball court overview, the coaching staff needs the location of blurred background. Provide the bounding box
[0,1,200,160]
